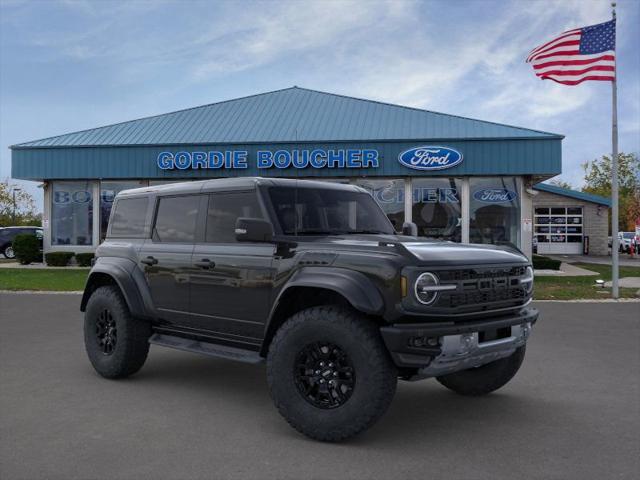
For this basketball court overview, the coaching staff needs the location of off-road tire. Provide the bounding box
[436,346,526,396]
[84,286,151,379]
[3,244,15,259]
[267,305,397,442]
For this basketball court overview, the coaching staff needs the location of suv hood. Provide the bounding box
[400,241,528,265]
[294,234,529,266]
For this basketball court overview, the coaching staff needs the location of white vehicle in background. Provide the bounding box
[619,232,635,253]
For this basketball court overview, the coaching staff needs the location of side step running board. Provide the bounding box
[149,333,264,364]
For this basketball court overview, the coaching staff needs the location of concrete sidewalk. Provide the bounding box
[547,254,640,267]
[534,262,599,276]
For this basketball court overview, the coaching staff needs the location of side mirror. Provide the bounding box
[402,221,418,236]
[235,217,274,242]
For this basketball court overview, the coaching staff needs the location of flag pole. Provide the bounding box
[611,1,619,298]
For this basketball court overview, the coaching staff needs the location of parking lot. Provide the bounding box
[1,294,638,480]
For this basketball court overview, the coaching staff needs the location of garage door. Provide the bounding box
[535,207,583,254]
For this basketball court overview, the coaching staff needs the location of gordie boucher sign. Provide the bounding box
[156,146,464,171]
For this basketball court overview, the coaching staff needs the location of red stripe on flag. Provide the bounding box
[530,47,581,61]
[535,65,615,77]
[541,75,615,85]
[529,40,581,59]
[527,30,581,60]
[532,54,615,70]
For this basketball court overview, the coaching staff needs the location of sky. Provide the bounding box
[1,0,639,211]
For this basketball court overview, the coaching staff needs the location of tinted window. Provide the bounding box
[268,187,394,235]
[110,197,149,237]
[153,195,200,243]
[206,191,262,243]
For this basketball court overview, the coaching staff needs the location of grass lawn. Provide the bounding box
[0,268,89,291]
[534,263,640,300]
[0,262,638,300]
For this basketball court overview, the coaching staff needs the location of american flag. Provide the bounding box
[526,19,616,85]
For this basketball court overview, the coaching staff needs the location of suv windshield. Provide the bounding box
[267,186,395,236]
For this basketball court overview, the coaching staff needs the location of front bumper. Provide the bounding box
[380,307,538,379]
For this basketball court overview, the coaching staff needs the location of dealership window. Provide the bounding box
[100,181,146,241]
[352,179,404,230]
[469,177,520,248]
[51,181,94,246]
[412,178,462,241]
[153,195,200,243]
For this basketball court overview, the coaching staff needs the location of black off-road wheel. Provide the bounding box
[84,286,151,379]
[267,305,397,442]
[436,346,526,396]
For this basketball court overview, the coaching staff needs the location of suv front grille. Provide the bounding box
[432,265,530,310]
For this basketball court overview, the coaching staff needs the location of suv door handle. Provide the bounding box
[194,258,215,269]
[141,256,158,266]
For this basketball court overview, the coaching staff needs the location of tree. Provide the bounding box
[582,152,640,232]
[547,178,573,190]
[0,180,41,227]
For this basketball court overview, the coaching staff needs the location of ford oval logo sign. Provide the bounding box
[398,146,463,171]
[473,188,518,203]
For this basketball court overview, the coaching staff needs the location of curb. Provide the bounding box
[0,290,83,295]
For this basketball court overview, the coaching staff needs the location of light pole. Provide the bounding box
[12,187,22,224]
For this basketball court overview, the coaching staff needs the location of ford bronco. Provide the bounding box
[81,177,537,441]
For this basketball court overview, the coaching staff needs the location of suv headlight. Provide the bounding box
[521,266,534,294]
[415,272,444,305]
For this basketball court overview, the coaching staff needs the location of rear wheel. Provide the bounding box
[267,305,397,442]
[84,286,150,379]
[436,346,526,396]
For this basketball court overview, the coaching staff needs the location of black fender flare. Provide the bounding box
[263,267,385,345]
[80,258,153,319]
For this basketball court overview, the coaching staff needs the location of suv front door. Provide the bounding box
[189,190,276,347]
[139,194,202,325]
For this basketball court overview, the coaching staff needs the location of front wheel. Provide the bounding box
[267,305,397,442]
[436,346,526,396]
[84,286,151,379]
[3,245,15,259]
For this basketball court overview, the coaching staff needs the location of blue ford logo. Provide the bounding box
[398,146,463,171]
[473,188,518,203]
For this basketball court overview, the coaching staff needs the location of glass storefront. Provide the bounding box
[469,177,520,248]
[47,176,528,251]
[100,181,146,240]
[352,179,404,230]
[412,178,462,242]
[51,181,93,245]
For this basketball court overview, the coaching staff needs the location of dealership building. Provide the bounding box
[10,87,611,258]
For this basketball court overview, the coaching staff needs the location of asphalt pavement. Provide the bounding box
[1,294,638,480]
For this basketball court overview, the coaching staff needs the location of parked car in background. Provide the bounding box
[0,226,43,258]
[619,232,635,253]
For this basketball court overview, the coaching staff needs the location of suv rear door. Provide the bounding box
[139,194,203,324]
[188,190,276,345]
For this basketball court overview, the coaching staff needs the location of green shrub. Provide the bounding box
[532,255,562,270]
[75,252,95,267]
[45,251,75,267]
[12,234,42,265]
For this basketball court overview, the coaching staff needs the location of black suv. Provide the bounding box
[81,178,537,441]
[0,226,43,258]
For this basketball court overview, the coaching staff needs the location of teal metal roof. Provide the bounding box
[12,87,562,148]
[534,183,611,207]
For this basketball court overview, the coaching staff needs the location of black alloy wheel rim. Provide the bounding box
[95,309,117,355]
[294,342,356,409]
